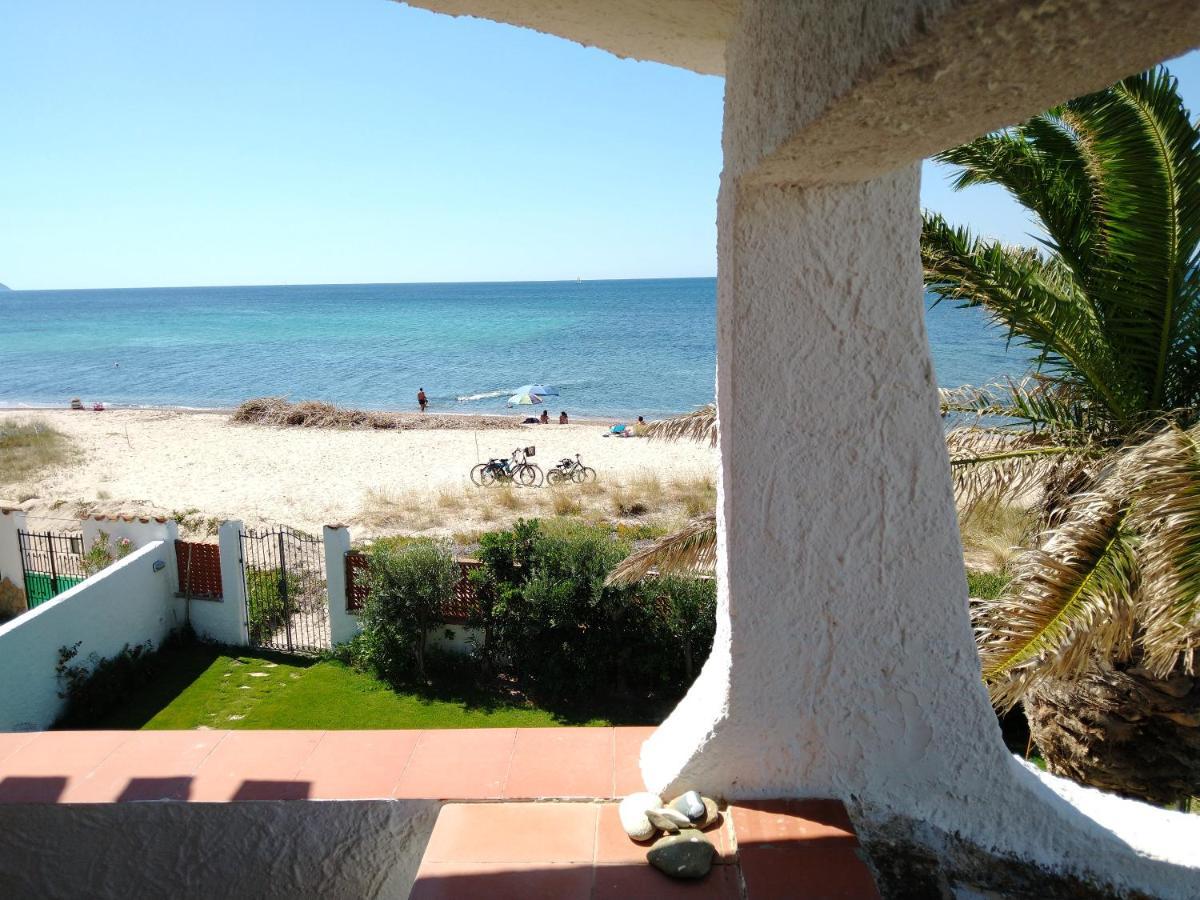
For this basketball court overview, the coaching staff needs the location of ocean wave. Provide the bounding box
[456,389,511,402]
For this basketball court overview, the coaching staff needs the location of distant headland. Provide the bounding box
[0,283,11,291]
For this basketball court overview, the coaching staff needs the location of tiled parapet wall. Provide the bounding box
[0,728,652,898]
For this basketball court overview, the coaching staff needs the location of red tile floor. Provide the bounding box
[0,728,881,897]
[411,799,880,899]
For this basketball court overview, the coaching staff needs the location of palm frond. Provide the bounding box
[977,490,1138,711]
[605,513,716,586]
[1127,424,1200,675]
[946,427,1094,518]
[1066,68,1200,413]
[923,213,1138,424]
[643,404,717,446]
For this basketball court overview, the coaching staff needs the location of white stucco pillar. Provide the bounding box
[639,1,1200,894]
[207,519,248,646]
[0,509,28,608]
[323,525,360,646]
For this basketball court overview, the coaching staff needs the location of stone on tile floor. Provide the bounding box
[647,828,715,879]
[619,791,662,841]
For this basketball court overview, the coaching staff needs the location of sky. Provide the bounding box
[2,1,1198,291]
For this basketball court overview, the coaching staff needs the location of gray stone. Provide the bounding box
[669,790,705,821]
[646,807,691,833]
[647,829,714,880]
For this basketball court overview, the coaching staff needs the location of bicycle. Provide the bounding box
[545,453,596,486]
[471,446,543,487]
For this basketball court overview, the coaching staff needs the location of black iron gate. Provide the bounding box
[17,529,87,608]
[239,526,330,653]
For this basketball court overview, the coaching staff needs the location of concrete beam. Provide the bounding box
[397,0,737,75]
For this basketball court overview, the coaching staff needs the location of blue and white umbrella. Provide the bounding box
[513,383,559,397]
[508,391,545,406]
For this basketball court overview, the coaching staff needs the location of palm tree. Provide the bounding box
[927,66,1200,805]
[615,67,1200,805]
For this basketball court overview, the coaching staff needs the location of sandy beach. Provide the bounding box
[0,408,717,540]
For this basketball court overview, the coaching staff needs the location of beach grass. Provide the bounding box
[356,469,719,539]
[0,418,73,485]
[81,644,615,730]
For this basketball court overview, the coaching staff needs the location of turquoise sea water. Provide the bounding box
[0,278,1031,418]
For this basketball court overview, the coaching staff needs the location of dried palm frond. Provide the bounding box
[946,427,1094,518]
[1127,423,1200,675]
[977,487,1138,711]
[643,404,717,446]
[605,513,716,586]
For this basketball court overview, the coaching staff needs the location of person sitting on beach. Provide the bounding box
[539,409,550,425]
[634,415,646,435]
[559,411,568,424]
[417,388,428,412]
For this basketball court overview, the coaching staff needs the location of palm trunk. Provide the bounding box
[1023,657,1200,806]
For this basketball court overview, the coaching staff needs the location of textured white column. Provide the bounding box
[639,1,1200,895]
[0,509,29,608]
[323,525,360,646]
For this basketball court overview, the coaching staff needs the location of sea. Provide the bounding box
[0,278,1032,419]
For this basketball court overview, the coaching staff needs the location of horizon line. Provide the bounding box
[1,273,719,293]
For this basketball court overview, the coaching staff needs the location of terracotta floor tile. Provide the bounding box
[505,728,614,799]
[0,732,37,767]
[422,802,599,865]
[295,730,420,799]
[612,727,656,797]
[731,799,858,847]
[395,729,515,800]
[410,862,593,900]
[62,730,226,802]
[738,845,881,899]
[190,730,323,801]
[593,862,742,899]
[0,731,130,802]
[595,803,733,866]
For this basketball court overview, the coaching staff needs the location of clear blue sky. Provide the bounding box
[2,1,1198,290]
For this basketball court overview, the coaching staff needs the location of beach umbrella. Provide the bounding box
[508,391,545,405]
[514,383,559,397]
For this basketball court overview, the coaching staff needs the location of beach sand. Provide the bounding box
[0,408,717,540]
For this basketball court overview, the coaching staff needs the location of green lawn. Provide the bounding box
[87,645,613,730]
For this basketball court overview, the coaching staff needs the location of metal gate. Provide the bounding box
[239,526,330,653]
[17,529,87,608]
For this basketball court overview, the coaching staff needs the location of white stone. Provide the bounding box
[618,792,661,841]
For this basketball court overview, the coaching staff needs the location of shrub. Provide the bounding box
[966,569,1011,600]
[81,530,134,576]
[466,518,716,702]
[360,538,459,681]
[244,567,300,645]
[55,627,194,726]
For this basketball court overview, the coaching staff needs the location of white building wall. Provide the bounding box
[0,541,181,731]
[185,520,247,646]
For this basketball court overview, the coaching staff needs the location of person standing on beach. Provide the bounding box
[417,388,428,412]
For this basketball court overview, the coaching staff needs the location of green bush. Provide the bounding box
[466,518,717,702]
[244,568,300,645]
[55,627,195,726]
[360,538,459,681]
[967,569,1011,600]
[81,530,135,576]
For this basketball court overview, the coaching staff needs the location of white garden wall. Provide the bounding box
[0,541,181,731]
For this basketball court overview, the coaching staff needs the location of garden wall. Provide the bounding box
[0,541,182,730]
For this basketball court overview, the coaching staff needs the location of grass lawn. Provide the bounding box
[87,644,616,730]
